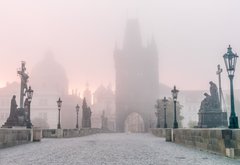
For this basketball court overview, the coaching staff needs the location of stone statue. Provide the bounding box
[198,81,227,128]
[9,95,18,119]
[87,107,92,128]
[2,62,33,128]
[82,98,92,128]
[199,81,221,112]
[17,61,29,108]
[199,93,210,111]
[209,81,220,109]
[2,95,18,128]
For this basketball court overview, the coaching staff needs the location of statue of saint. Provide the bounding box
[87,107,92,128]
[200,93,210,111]
[209,81,220,109]
[199,81,221,112]
[9,95,18,119]
[82,98,92,128]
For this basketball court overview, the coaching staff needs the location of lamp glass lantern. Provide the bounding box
[76,104,80,113]
[223,45,238,77]
[57,98,62,109]
[171,86,179,101]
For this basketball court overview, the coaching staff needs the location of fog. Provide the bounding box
[1,0,240,92]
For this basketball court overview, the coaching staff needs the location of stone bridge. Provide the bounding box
[1,130,240,165]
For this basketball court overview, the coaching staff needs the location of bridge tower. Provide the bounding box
[114,19,159,132]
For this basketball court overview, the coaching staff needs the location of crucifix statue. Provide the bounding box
[17,61,29,108]
[216,64,223,111]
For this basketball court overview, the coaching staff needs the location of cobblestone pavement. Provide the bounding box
[1,133,240,165]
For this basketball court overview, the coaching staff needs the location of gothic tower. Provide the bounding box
[114,19,159,132]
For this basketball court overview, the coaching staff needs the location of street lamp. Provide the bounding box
[171,86,179,128]
[162,97,168,128]
[223,45,239,128]
[26,86,33,128]
[76,104,80,129]
[57,98,62,129]
[155,99,161,128]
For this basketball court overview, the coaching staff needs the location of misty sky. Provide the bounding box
[1,0,240,93]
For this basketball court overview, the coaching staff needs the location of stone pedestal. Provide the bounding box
[2,118,18,128]
[198,111,228,128]
[2,108,27,128]
[165,128,172,142]
[56,129,63,138]
[32,128,42,142]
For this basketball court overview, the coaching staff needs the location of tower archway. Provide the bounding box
[124,112,145,133]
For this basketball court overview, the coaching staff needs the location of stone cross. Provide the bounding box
[17,61,29,108]
[216,64,223,110]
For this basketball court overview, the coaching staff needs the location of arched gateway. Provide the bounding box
[114,19,159,132]
[124,112,144,133]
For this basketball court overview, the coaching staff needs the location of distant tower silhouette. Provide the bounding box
[114,19,159,132]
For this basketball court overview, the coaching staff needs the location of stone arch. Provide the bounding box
[124,112,145,133]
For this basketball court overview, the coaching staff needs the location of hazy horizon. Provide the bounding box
[1,0,240,92]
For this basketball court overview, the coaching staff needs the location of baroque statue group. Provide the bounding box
[2,61,33,128]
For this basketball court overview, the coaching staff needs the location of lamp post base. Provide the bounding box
[57,124,61,129]
[173,122,178,129]
[229,116,239,129]
[26,121,32,129]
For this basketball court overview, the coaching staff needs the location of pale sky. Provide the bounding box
[0,0,240,92]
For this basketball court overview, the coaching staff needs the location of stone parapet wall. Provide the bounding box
[0,128,31,148]
[231,130,240,157]
[42,129,61,138]
[42,128,113,138]
[172,129,229,155]
[150,128,166,138]
[151,128,240,158]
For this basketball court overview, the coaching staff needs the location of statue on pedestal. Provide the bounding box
[82,98,92,128]
[198,81,227,128]
[2,61,33,128]
[2,95,18,127]
[199,81,221,112]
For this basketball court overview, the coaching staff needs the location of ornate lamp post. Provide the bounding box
[223,45,239,128]
[162,97,168,128]
[26,86,33,128]
[171,86,179,128]
[155,99,161,128]
[57,98,62,129]
[76,104,80,129]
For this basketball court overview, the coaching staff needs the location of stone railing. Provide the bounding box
[150,128,240,158]
[0,127,41,148]
[150,128,166,137]
[42,128,113,138]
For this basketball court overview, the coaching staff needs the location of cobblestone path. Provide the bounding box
[1,133,240,165]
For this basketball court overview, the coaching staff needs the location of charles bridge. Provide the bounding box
[1,45,240,164]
